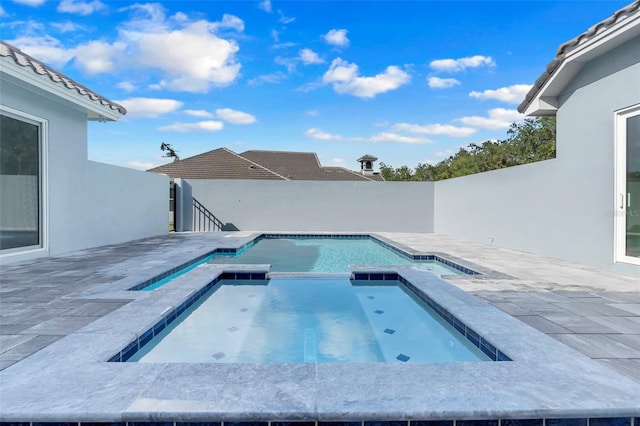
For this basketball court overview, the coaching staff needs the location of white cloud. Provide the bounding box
[322,58,410,98]
[305,128,431,144]
[430,55,495,73]
[392,123,476,138]
[369,132,432,144]
[159,120,224,132]
[299,48,323,65]
[215,14,244,32]
[279,15,295,24]
[324,29,349,47]
[258,0,272,13]
[8,36,74,67]
[116,97,183,118]
[127,160,157,170]
[306,110,319,117]
[72,40,124,74]
[215,108,256,124]
[305,128,343,141]
[469,84,533,103]
[184,109,214,118]
[427,76,460,89]
[131,21,241,92]
[57,0,106,15]
[457,108,524,130]
[0,5,6,16]
[248,72,287,86]
[50,21,85,32]
[116,81,136,92]
[12,0,45,5]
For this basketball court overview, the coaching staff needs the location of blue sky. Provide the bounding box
[0,0,631,171]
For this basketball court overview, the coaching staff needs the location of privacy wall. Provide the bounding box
[436,36,640,276]
[178,179,434,233]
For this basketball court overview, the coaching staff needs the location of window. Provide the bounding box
[0,108,46,254]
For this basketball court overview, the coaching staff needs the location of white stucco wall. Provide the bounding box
[0,74,168,264]
[179,179,434,233]
[435,36,640,276]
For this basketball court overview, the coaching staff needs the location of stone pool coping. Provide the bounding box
[1,254,640,421]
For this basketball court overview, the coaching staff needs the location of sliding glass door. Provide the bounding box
[616,105,640,264]
[0,111,42,253]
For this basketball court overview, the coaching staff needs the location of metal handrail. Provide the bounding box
[193,197,223,232]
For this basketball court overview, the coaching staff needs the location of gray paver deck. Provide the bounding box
[0,231,639,420]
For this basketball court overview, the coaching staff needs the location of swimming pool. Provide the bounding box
[131,234,478,291]
[209,236,466,274]
[129,277,490,363]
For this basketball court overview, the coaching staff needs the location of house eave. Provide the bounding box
[519,2,640,116]
[0,56,124,122]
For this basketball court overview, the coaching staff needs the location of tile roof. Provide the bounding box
[0,40,126,117]
[148,147,385,181]
[147,147,287,180]
[240,150,380,181]
[518,1,640,114]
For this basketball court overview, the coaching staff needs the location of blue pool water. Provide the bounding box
[209,237,464,275]
[130,278,489,363]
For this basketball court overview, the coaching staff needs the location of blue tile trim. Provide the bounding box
[457,421,499,426]
[546,420,588,426]
[176,423,222,426]
[3,418,636,425]
[351,273,512,362]
[271,423,316,426]
[588,419,631,426]
[80,423,127,426]
[410,422,454,426]
[128,423,173,426]
[365,422,408,426]
[500,421,543,426]
[318,423,363,426]
[224,423,268,426]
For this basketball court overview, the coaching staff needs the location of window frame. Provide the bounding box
[0,105,49,259]
[614,103,640,266]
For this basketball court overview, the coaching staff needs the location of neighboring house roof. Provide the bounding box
[147,147,287,180]
[518,1,640,116]
[0,40,126,121]
[240,150,380,181]
[148,147,385,181]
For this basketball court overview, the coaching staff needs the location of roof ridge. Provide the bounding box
[557,0,640,56]
[518,0,640,114]
[322,166,375,181]
[226,148,290,180]
[0,40,127,116]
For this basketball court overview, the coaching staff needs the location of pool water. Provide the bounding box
[209,237,463,275]
[130,278,489,363]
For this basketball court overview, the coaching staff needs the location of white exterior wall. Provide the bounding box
[180,179,434,233]
[0,75,168,264]
[435,36,640,276]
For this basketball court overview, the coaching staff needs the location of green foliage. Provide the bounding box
[381,117,556,181]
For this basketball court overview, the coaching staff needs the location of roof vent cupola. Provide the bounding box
[357,154,378,176]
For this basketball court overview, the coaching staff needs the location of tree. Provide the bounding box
[160,142,180,161]
[382,117,556,181]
